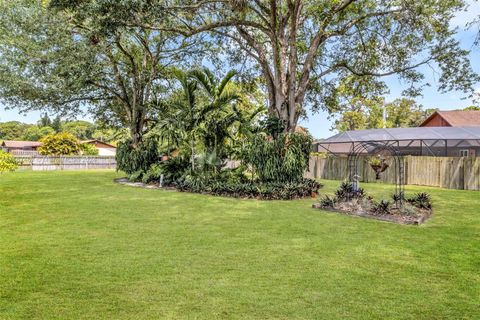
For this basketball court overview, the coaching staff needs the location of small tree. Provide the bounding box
[38,133,80,156]
[0,150,18,173]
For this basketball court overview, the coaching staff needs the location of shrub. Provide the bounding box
[371,200,391,214]
[79,143,99,155]
[141,163,163,184]
[392,192,405,203]
[333,182,365,201]
[0,150,18,173]
[38,132,80,155]
[335,182,354,201]
[176,178,322,200]
[407,192,432,209]
[241,131,312,183]
[157,156,191,184]
[116,138,159,175]
[319,195,336,208]
[128,170,144,182]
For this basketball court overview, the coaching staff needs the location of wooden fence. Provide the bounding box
[29,156,116,171]
[305,155,480,191]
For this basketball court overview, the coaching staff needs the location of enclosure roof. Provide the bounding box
[321,127,480,144]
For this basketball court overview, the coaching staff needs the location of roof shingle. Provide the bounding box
[425,110,480,127]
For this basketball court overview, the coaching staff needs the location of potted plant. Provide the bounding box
[369,157,389,180]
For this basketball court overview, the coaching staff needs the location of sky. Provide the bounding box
[1,2,479,139]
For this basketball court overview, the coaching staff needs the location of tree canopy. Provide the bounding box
[0,0,478,138]
[137,0,478,131]
[0,0,203,145]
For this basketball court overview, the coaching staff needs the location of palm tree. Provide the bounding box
[190,68,241,163]
[157,70,200,170]
[158,68,261,173]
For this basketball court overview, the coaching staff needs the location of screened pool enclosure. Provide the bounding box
[316,127,480,157]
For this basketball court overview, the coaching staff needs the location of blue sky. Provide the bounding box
[1,3,479,139]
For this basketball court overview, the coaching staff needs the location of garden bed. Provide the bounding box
[313,182,433,225]
[312,202,432,225]
[114,177,322,200]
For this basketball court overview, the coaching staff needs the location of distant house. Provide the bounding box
[1,140,42,155]
[81,140,116,156]
[420,110,480,127]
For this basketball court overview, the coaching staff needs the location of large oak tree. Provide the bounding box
[143,0,478,132]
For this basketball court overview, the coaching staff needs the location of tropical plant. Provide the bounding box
[407,192,432,210]
[176,178,322,200]
[241,129,313,183]
[116,138,159,175]
[319,195,337,208]
[372,200,392,214]
[157,68,253,173]
[392,192,405,203]
[38,133,80,156]
[141,163,164,184]
[0,150,18,173]
[157,156,191,185]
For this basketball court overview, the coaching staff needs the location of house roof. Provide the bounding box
[81,140,116,148]
[1,140,42,148]
[420,110,480,127]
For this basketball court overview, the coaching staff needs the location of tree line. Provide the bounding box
[0,114,126,143]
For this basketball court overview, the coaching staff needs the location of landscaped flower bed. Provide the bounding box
[313,182,433,225]
[116,177,322,200]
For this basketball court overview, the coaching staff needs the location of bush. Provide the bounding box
[141,163,163,184]
[319,195,336,208]
[79,143,99,155]
[157,156,191,184]
[407,192,432,209]
[116,138,159,175]
[241,131,312,183]
[334,182,365,201]
[371,200,391,214]
[128,170,144,182]
[176,178,322,200]
[38,133,80,155]
[392,192,405,203]
[0,150,18,173]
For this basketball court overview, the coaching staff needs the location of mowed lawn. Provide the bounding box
[0,171,479,319]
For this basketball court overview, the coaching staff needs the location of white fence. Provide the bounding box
[27,156,117,171]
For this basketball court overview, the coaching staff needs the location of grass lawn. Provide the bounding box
[1,170,479,319]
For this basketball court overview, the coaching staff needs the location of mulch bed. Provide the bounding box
[312,203,432,225]
[114,178,177,190]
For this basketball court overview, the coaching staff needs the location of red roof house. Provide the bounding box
[420,110,480,127]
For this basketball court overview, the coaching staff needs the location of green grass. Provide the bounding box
[1,170,479,319]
